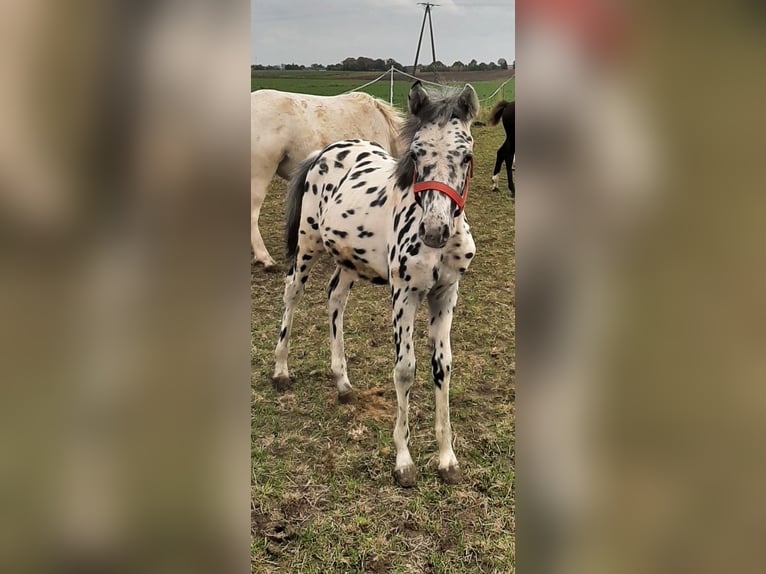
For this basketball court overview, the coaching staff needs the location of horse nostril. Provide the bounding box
[418,222,426,238]
[441,224,450,242]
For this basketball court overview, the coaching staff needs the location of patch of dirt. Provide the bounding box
[251,507,270,536]
[401,518,427,538]
[354,387,394,422]
[252,490,318,552]
[321,446,338,474]
[438,530,460,552]
[281,492,312,523]
[363,553,393,573]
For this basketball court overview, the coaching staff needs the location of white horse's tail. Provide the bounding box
[285,150,321,266]
[372,99,405,157]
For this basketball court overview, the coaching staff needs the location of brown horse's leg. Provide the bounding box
[492,140,507,191]
[503,101,515,197]
[507,139,515,198]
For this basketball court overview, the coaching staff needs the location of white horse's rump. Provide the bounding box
[251,90,403,268]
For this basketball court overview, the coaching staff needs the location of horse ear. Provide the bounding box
[457,84,479,121]
[408,81,429,116]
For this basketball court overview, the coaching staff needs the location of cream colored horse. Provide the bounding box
[251,90,403,268]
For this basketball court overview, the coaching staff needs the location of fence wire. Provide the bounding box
[340,66,514,106]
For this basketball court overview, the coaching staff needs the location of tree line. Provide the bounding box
[252,56,513,72]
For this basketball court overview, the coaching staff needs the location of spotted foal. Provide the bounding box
[272,81,479,486]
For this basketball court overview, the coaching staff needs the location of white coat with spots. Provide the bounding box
[272,81,479,487]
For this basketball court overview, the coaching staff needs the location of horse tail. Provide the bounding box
[489,100,509,127]
[285,151,320,266]
[372,98,405,156]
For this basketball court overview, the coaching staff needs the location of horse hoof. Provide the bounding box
[338,389,357,404]
[272,375,292,392]
[252,258,280,272]
[394,465,418,488]
[438,465,463,484]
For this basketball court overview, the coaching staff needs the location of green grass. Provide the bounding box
[252,121,514,572]
[252,71,514,112]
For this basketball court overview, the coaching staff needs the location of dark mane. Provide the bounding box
[394,86,476,190]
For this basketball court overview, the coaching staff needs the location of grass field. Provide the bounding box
[252,77,515,573]
[252,70,514,114]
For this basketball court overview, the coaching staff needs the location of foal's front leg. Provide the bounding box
[428,282,462,484]
[391,286,421,487]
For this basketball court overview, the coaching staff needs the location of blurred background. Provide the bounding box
[516,0,766,573]
[0,1,250,573]
[2,0,765,572]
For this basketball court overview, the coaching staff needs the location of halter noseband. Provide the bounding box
[412,156,474,217]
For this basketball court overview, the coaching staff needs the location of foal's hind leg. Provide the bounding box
[428,283,462,484]
[272,242,321,390]
[327,266,356,403]
[492,140,507,191]
[251,174,278,269]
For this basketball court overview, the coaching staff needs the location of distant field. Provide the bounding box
[251,70,514,113]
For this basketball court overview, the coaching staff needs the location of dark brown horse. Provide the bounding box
[489,100,515,197]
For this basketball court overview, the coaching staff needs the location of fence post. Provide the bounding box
[390,65,394,105]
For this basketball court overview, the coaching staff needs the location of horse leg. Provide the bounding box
[251,174,278,269]
[428,283,462,484]
[391,286,422,487]
[507,139,515,198]
[272,241,320,390]
[327,266,356,403]
[492,140,507,191]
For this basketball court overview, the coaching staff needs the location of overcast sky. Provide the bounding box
[251,0,514,67]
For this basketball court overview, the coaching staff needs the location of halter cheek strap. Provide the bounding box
[412,157,474,216]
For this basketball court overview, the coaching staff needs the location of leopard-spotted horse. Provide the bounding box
[272,81,479,487]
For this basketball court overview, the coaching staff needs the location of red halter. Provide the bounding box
[412,157,473,217]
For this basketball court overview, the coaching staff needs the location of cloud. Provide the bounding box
[251,0,514,65]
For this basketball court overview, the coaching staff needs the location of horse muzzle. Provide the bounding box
[419,220,451,248]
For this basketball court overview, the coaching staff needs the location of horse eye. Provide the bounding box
[463,154,473,164]
[410,151,418,161]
